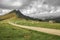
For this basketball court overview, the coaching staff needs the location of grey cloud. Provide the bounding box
[0,0,60,9]
[0,0,32,9]
[43,0,60,7]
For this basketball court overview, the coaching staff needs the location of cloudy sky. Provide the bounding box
[0,0,60,16]
[0,0,60,9]
[0,0,32,9]
[44,0,60,7]
[0,0,32,15]
[0,9,13,15]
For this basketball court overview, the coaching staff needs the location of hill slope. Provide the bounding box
[0,10,17,20]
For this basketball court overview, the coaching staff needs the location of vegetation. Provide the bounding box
[0,21,60,40]
[0,10,17,20]
[0,11,60,40]
[10,17,60,29]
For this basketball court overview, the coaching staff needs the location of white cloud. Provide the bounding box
[0,9,13,15]
[12,1,22,6]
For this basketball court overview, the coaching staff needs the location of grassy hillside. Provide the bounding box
[0,10,17,20]
[0,21,60,40]
[0,10,60,40]
[10,17,60,29]
[0,10,60,29]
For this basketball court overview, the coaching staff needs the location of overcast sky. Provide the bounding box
[0,0,32,9]
[0,0,60,9]
[0,9,13,15]
[0,0,60,17]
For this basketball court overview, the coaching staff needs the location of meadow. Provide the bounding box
[11,17,60,29]
[0,21,60,40]
[0,11,60,40]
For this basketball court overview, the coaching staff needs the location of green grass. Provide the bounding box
[0,21,60,40]
[10,18,60,29]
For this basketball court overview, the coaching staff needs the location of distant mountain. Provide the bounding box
[0,10,60,22]
[0,10,42,21]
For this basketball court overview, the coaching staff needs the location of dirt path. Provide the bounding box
[8,22,60,36]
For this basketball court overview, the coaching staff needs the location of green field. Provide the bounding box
[0,11,60,40]
[10,17,60,29]
[0,21,60,40]
[1,11,60,30]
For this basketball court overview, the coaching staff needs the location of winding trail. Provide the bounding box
[8,22,60,36]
